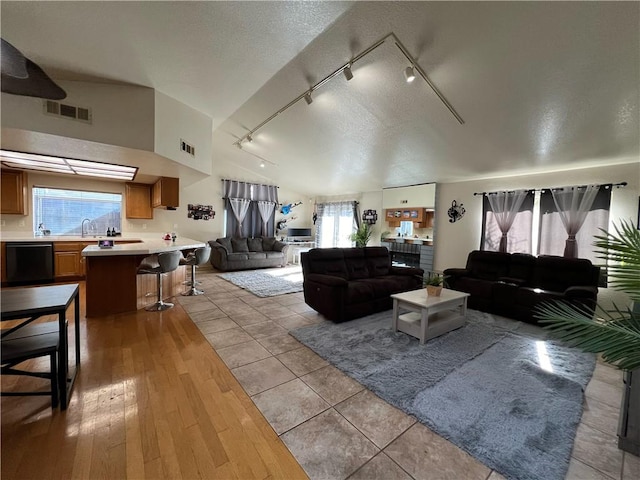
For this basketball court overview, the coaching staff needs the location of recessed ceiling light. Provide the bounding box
[0,150,138,181]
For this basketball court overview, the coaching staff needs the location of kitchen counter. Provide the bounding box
[384,237,433,245]
[82,237,204,256]
[83,237,205,317]
[0,234,144,242]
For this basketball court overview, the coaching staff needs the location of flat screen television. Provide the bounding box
[287,228,312,238]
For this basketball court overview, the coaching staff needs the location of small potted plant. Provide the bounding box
[424,273,444,296]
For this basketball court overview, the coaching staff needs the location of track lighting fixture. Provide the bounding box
[246,134,253,143]
[232,32,465,148]
[404,66,416,83]
[343,65,353,81]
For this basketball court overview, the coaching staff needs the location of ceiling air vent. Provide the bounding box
[42,100,92,124]
[180,139,195,156]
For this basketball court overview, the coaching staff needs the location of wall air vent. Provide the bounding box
[180,139,195,156]
[43,100,92,124]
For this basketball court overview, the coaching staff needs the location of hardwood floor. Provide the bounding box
[1,282,307,479]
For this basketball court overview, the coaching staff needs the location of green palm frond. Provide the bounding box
[536,302,640,370]
[594,220,640,301]
[536,219,640,370]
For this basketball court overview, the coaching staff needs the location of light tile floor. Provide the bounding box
[177,266,639,480]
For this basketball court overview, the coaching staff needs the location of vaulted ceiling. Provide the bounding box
[2,1,638,196]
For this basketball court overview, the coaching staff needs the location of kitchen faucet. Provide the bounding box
[81,218,91,238]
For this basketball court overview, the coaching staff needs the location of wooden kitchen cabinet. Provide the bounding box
[54,242,86,279]
[1,242,6,283]
[125,183,153,219]
[1,169,28,215]
[152,176,179,209]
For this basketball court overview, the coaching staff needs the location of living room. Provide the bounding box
[1,2,639,480]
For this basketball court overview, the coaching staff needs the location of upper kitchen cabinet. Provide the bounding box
[1,169,28,215]
[382,183,436,209]
[152,177,179,209]
[125,183,153,219]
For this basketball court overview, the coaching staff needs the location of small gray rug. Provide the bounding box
[290,310,595,480]
[219,268,303,297]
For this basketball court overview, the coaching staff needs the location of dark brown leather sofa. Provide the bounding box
[301,247,423,322]
[444,250,600,323]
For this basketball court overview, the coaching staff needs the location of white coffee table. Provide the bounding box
[391,288,470,344]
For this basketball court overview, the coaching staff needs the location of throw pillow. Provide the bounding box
[262,237,277,251]
[231,237,249,253]
[248,237,264,252]
[217,237,233,253]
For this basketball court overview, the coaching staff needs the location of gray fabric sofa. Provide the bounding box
[208,237,289,271]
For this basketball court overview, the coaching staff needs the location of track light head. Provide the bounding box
[343,65,353,81]
[304,91,313,105]
[236,142,243,150]
[246,134,253,143]
[404,66,416,83]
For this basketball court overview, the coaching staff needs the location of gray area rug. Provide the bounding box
[219,268,303,297]
[290,309,595,480]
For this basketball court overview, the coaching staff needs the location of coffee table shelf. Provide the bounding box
[391,288,470,344]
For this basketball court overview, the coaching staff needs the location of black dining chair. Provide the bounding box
[1,322,61,408]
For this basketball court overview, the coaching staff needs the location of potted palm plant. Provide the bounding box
[535,220,640,455]
[350,223,373,248]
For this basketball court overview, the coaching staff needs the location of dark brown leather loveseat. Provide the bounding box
[301,247,423,322]
[444,250,600,324]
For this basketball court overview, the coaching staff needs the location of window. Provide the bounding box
[221,180,278,238]
[316,201,357,248]
[538,186,611,263]
[481,190,534,253]
[33,187,122,236]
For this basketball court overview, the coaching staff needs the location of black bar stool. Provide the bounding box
[137,250,182,311]
[180,245,211,296]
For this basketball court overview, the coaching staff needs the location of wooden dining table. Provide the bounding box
[1,283,81,409]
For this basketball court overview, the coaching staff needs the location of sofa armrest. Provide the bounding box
[272,241,289,253]
[305,273,348,287]
[498,276,527,286]
[389,266,424,277]
[564,285,598,300]
[443,268,469,277]
[208,240,229,255]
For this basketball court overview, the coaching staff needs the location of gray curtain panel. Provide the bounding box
[222,179,278,238]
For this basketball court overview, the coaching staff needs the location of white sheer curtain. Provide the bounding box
[551,185,600,258]
[257,201,276,237]
[485,190,529,253]
[316,201,357,248]
[229,198,251,238]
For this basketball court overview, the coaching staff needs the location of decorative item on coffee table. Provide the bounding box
[424,273,444,296]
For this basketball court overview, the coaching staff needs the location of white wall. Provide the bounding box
[434,162,640,272]
[1,81,155,151]
[154,91,213,175]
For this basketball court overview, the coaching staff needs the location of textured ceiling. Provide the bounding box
[1,1,639,196]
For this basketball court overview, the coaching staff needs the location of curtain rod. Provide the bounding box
[473,182,627,196]
[221,178,279,188]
